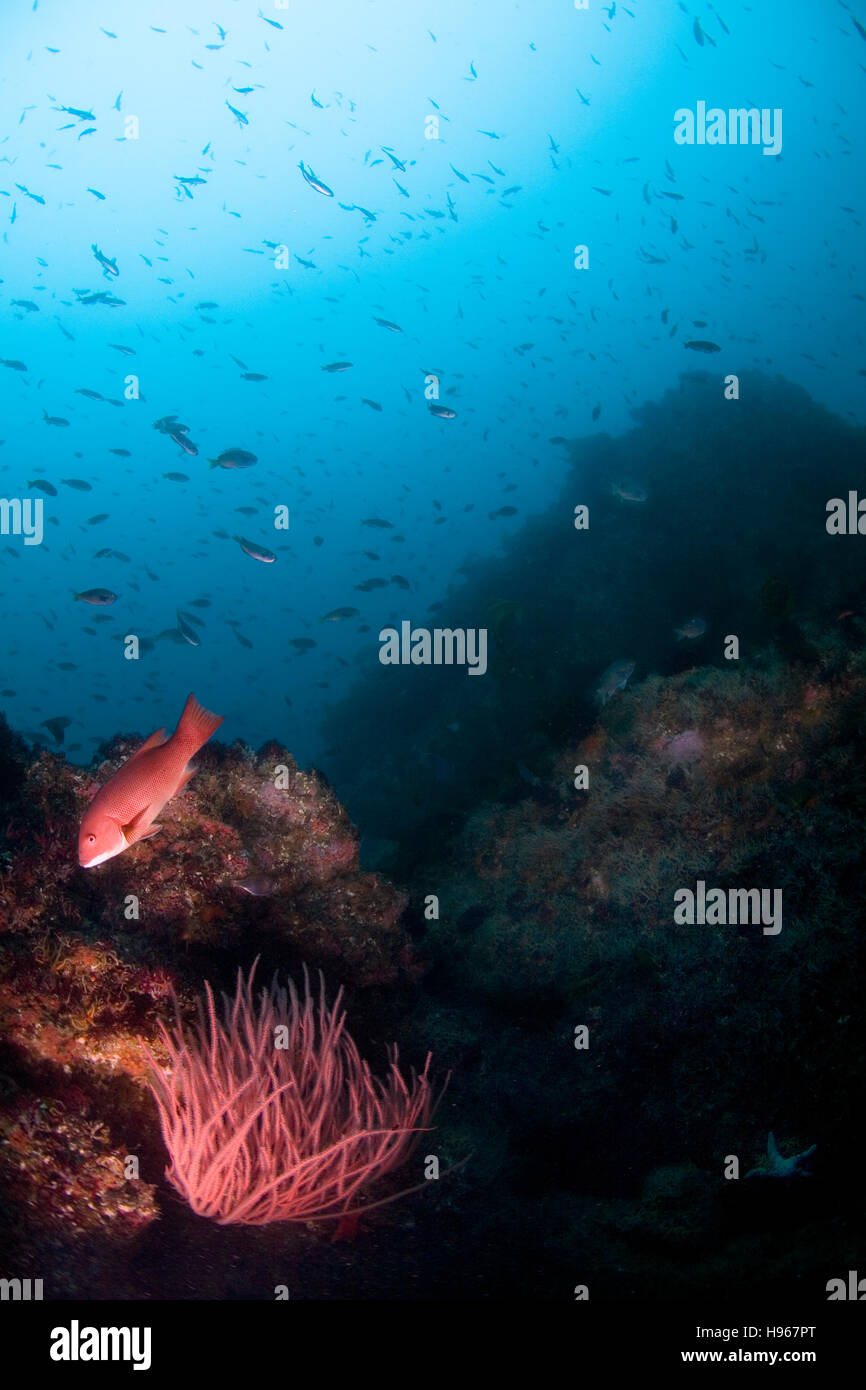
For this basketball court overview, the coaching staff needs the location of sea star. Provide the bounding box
[745,1131,816,1179]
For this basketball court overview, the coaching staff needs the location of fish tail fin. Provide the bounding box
[208,459,219,468]
[176,693,224,750]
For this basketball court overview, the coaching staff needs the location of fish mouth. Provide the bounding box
[78,847,119,869]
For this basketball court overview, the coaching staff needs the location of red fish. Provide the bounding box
[78,694,223,868]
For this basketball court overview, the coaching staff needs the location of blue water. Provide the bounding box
[1,0,863,769]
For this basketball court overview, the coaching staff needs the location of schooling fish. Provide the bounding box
[169,426,198,455]
[74,588,117,604]
[176,610,201,646]
[675,616,707,640]
[320,606,360,622]
[226,101,249,127]
[596,659,636,706]
[78,693,224,867]
[55,105,95,120]
[42,716,71,744]
[153,415,191,439]
[235,535,276,563]
[298,161,333,196]
[91,243,119,278]
[209,448,257,469]
[611,481,647,503]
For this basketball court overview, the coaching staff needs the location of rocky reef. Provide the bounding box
[3,370,865,1300]
[0,726,434,1296]
[308,371,866,1298]
[2,638,865,1297]
[399,641,866,1296]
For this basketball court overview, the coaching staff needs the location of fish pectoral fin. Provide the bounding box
[178,764,197,789]
[135,824,162,842]
[128,727,169,762]
[121,805,160,843]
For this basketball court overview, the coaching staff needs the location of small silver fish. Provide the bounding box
[612,482,647,503]
[176,610,201,647]
[298,160,333,196]
[235,535,276,564]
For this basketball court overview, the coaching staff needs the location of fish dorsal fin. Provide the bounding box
[129,727,168,761]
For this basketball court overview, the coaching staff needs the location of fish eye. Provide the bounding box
[88,835,95,843]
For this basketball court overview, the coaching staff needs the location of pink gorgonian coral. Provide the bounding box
[142,962,439,1225]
